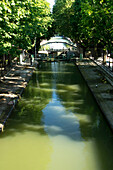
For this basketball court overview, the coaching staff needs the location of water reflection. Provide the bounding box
[42,90,82,141]
[0,62,113,170]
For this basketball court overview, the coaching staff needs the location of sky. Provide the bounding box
[46,0,55,11]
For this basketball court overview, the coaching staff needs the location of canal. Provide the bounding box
[0,62,113,170]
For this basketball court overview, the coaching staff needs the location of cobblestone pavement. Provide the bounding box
[76,58,113,131]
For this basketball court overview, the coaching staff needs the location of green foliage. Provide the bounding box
[53,0,113,51]
[53,0,75,38]
[0,0,53,57]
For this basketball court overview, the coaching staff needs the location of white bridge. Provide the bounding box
[40,36,77,51]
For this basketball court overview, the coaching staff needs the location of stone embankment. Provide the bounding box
[0,63,36,132]
[76,58,113,131]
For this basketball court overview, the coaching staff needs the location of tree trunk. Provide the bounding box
[102,49,107,65]
[83,47,86,58]
[79,48,83,61]
[91,48,96,59]
[8,54,11,66]
[108,50,111,68]
[97,47,103,58]
[3,54,6,66]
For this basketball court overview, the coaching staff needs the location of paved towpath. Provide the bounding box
[0,62,36,131]
[76,58,113,131]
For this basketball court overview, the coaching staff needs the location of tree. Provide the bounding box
[53,0,75,38]
[53,0,113,59]
[0,0,53,65]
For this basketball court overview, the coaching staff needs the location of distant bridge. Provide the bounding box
[38,49,69,56]
[41,41,77,49]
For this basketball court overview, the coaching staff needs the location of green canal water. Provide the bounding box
[0,62,113,170]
